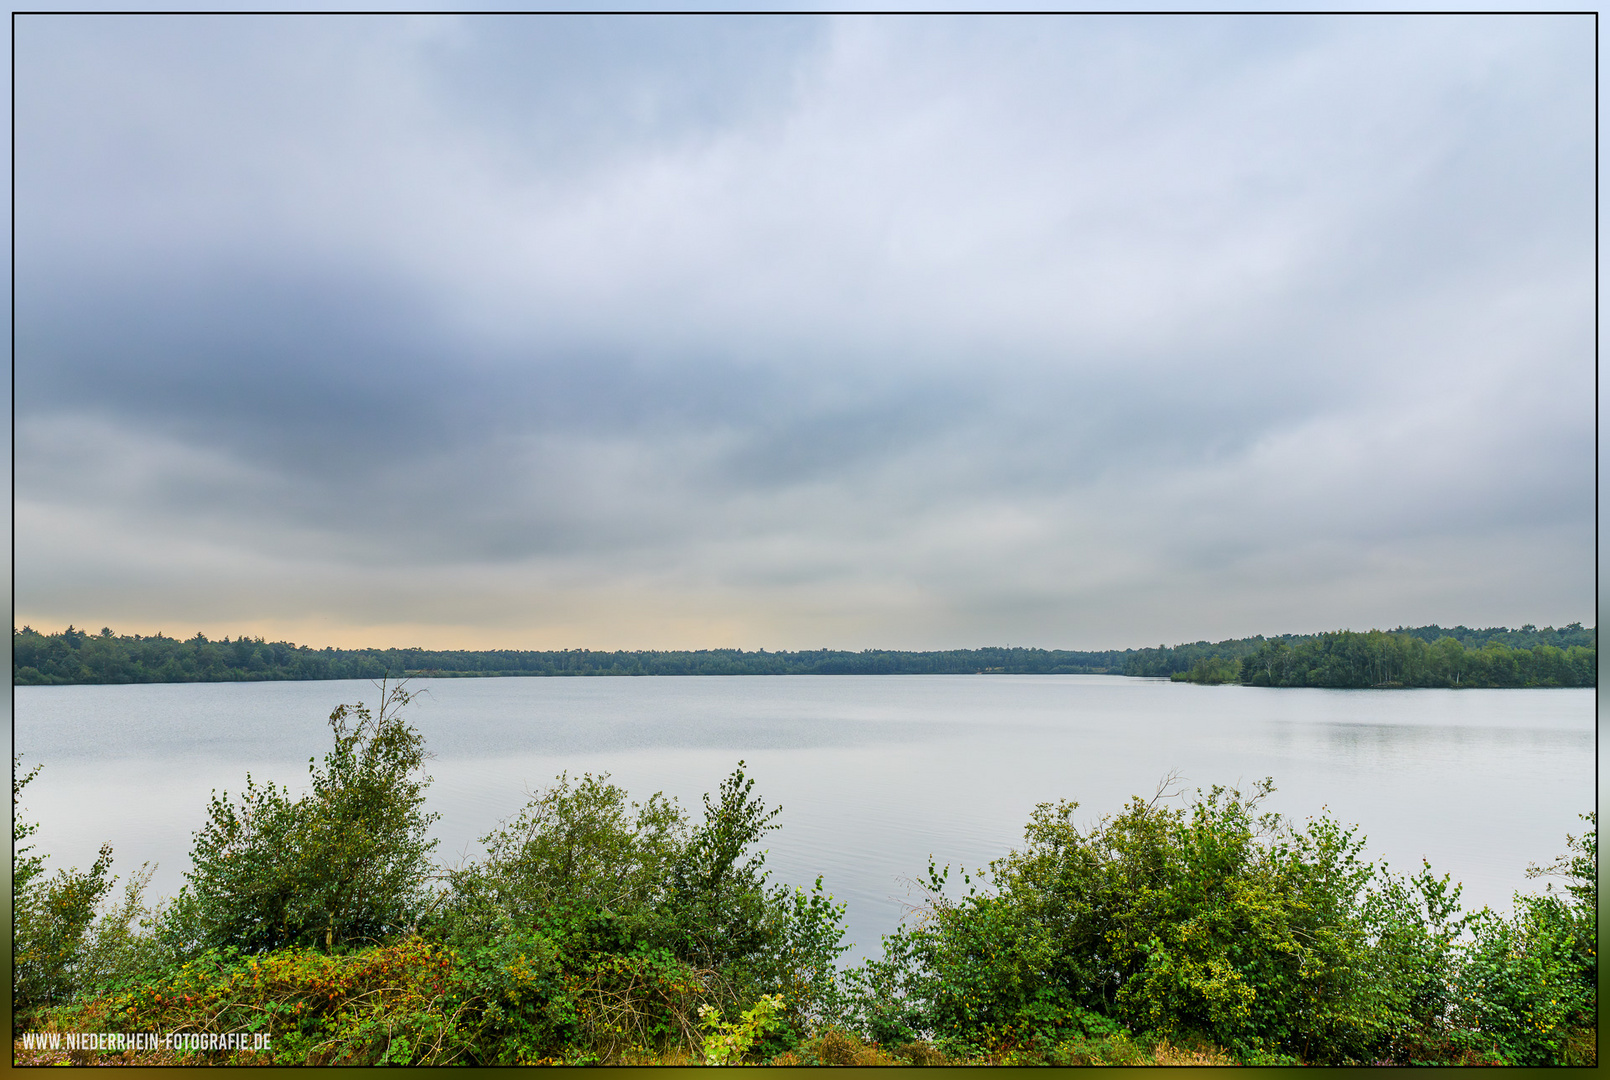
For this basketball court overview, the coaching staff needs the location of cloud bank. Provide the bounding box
[15,14,1594,649]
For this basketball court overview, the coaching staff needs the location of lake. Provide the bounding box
[12,675,1594,962]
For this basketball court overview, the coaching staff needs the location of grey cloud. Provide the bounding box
[14,14,1595,646]
[416,15,827,171]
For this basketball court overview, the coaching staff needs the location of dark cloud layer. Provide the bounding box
[14,14,1594,649]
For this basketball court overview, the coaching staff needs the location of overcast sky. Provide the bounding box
[13,13,1595,651]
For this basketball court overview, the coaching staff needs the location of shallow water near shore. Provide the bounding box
[13,675,1593,962]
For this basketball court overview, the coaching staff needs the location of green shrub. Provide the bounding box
[444,928,577,1063]
[13,842,117,1024]
[12,756,147,1029]
[13,756,45,896]
[699,991,785,1064]
[755,874,849,1037]
[428,761,847,1060]
[564,946,707,1061]
[838,778,1507,1064]
[469,771,687,925]
[38,939,462,1065]
[1449,814,1596,1066]
[1356,859,1472,1058]
[176,681,438,954]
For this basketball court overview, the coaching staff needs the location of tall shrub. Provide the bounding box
[666,762,782,984]
[177,682,438,953]
[840,780,1435,1063]
[12,757,119,1025]
[466,771,687,927]
[1450,814,1596,1065]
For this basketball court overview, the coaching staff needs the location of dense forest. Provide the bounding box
[10,623,1595,687]
[1169,626,1595,688]
[13,687,1597,1065]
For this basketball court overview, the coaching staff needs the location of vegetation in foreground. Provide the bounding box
[13,687,1597,1066]
[13,621,1593,686]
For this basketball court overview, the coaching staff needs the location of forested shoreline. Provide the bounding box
[13,686,1597,1065]
[1170,626,1595,688]
[10,622,1595,687]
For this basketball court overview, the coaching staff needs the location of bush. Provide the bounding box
[446,771,686,940]
[1356,859,1472,1059]
[665,762,849,1038]
[699,991,786,1064]
[13,842,117,1024]
[12,757,157,1028]
[1449,814,1596,1066]
[755,874,850,1036]
[427,761,847,1061]
[41,939,460,1065]
[564,946,707,1062]
[444,927,577,1063]
[175,681,438,954]
[837,778,1496,1064]
[18,726,857,1062]
[797,1026,901,1065]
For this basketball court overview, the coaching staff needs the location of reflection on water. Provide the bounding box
[1281,718,1584,766]
[14,676,1594,962]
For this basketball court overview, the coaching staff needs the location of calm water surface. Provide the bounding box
[13,676,1594,961]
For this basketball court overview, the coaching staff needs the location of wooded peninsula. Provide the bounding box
[12,622,1593,688]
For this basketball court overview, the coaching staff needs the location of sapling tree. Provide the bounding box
[668,761,782,978]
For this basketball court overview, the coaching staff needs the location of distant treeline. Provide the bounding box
[1170,626,1595,689]
[11,622,1594,688]
[11,627,1128,685]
